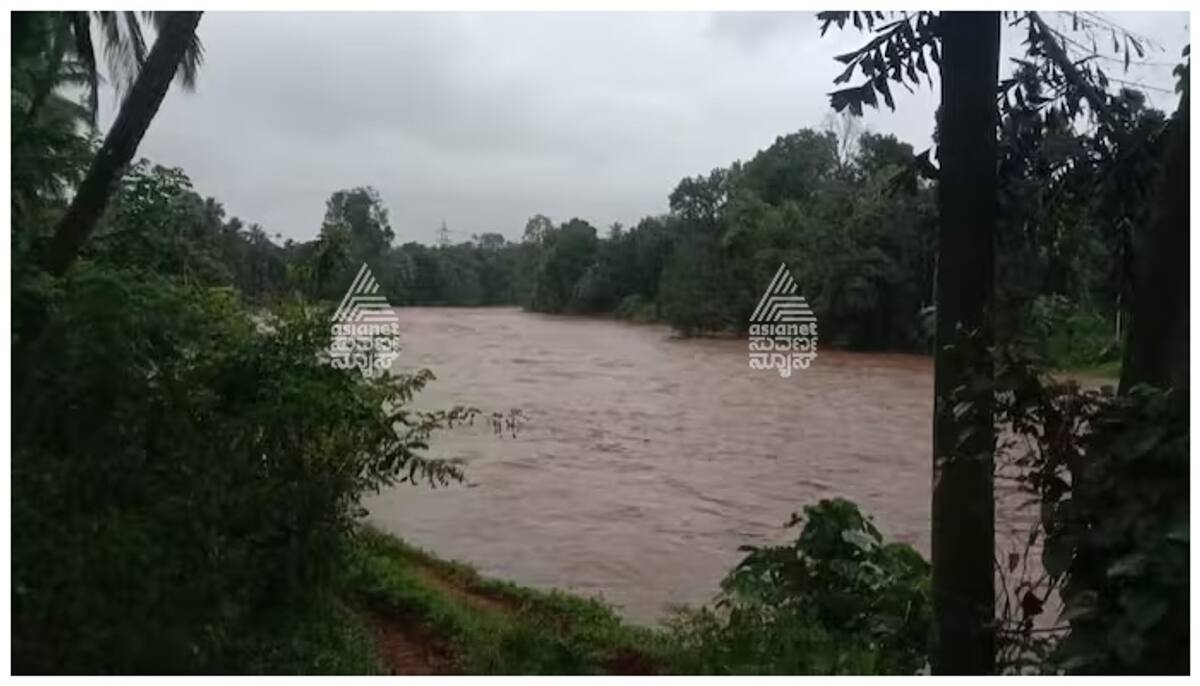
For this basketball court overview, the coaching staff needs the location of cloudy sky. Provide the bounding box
[108,11,1189,245]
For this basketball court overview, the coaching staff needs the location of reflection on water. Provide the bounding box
[365,307,1020,623]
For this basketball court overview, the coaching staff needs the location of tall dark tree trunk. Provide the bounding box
[1120,89,1189,393]
[42,11,202,276]
[931,11,1000,675]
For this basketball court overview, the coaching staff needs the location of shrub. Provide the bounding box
[11,265,471,673]
[666,499,930,674]
[1025,295,1120,370]
[615,294,657,323]
[993,347,1188,674]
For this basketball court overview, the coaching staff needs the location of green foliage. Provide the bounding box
[657,234,738,336]
[1032,386,1190,676]
[1025,295,1121,370]
[667,499,930,675]
[308,187,395,298]
[528,218,600,313]
[1049,387,1188,673]
[347,528,667,675]
[11,13,95,223]
[11,263,472,673]
[993,347,1188,674]
[614,294,657,323]
[232,597,383,675]
[87,162,231,283]
[513,127,937,349]
[818,12,939,116]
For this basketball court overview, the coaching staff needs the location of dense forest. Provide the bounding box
[10,9,1190,677]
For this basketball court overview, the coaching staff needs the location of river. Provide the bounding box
[365,307,1025,623]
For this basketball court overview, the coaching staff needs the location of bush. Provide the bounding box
[614,294,657,323]
[569,262,618,314]
[11,265,471,673]
[666,499,930,674]
[1026,295,1121,370]
[992,347,1188,674]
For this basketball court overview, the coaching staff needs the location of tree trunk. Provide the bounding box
[931,11,1000,675]
[1119,89,1189,393]
[42,11,202,276]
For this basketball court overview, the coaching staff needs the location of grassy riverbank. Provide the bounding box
[291,499,932,676]
[292,527,667,675]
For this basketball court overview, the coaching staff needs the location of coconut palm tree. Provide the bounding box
[42,11,204,276]
[13,11,203,129]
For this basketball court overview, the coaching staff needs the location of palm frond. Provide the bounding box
[123,11,147,65]
[150,11,204,90]
[94,10,146,96]
[66,11,98,127]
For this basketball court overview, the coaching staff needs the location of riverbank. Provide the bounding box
[536,306,1124,380]
[346,527,667,674]
[286,526,668,675]
[327,497,935,676]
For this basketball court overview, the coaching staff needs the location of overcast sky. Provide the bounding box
[106,11,1189,245]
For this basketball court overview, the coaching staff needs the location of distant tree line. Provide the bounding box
[53,102,1152,366]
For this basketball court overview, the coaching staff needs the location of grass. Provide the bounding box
[236,597,384,675]
[340,526,669,674]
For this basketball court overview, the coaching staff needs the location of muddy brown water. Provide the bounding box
[365,307,1035,624]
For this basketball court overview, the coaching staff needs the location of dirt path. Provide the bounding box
[360,540,662,675]
[367,612,457,675]
[366,556,517,674]
[409,563,519,616]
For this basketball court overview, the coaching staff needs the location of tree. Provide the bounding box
[928,12,1001,675]
[10,14,94,222]
[669,168,731,228]
[12,11,201,131]
[1118,64,1189,393]
[42,11,204,276]
[819,9,1185,674]
[528,218,599,313]
[322,187,395,262]
[738,130,839,206]
[67,11,203,126]
[818,10,1001,672]
[523,213,554,244]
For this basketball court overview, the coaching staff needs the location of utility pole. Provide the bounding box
[436,219,450,248]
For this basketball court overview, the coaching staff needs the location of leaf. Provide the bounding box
[1043,536,1074,577]
[1020,589,1044,619]
[833,49,860,66]
[841,528,878,552]
[833,62,857,85]
[874,75,895,110]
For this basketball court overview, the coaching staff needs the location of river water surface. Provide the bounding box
[365,307,975,622]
